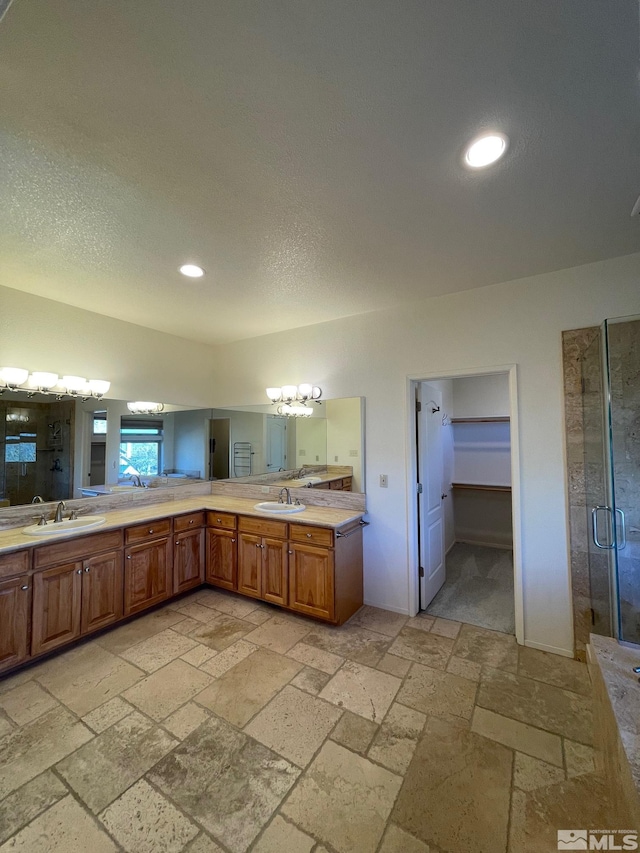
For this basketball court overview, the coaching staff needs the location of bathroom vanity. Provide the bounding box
[0,496,365,677]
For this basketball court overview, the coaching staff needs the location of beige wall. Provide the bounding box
[0,286,216,406]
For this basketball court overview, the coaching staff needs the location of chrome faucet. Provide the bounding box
[297,467,307,479]
[130,474,146,488]
[54,501,66,523]
[278,487,292,505]
[31,495,44,504]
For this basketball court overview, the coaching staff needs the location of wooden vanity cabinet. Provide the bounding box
[81,550,124,635]
[206,512,237,590]
[0,572,31,673]
[288,520,363,624]
[237,516,288,604]
[174,513,205,595]
[32,530,124,656]
[124,520,173,616]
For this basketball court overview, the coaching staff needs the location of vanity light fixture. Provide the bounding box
[464,133,508,168]
[266,384,322,404]
[266,384,322,417]
[278,403,313,418]
[0,367,110,399]
[127,401,164,415]
[179,263,205,278]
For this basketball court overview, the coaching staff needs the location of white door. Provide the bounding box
[417,382,445,608]
[266,417,287,471]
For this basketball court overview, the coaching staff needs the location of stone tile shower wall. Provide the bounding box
[607,320,640,643]
[563,321,640,656]
[562,326,600,660]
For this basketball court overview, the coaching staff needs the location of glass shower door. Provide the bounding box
[583,329,616,636]
[605,315,640,645]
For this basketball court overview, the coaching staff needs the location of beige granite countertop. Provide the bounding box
[589,634,640,798]
[0,496,365,555]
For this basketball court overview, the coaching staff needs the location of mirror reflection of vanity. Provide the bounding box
[0,393,364,509]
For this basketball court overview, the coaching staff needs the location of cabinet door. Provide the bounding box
[124,538,173,617]
[289,543,335,622]
[262,537,288,606]
[206,528,237,590]
[237,533,262,598]
[0,575,31,673]
[174,528,204,595]
[32,562,82,655]
[81,550,123,635]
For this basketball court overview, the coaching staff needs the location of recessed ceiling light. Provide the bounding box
[464,133,509,169]
[179,263,205,278]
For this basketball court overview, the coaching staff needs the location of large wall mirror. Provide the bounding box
[0,394,364,509]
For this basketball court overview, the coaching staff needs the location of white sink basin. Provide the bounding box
[23,516,106,537]
[254,502,306,514]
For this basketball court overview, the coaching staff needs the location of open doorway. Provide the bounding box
[410,367,523,642]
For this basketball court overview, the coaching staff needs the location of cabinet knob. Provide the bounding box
[189,519,194,524]
[21,585,28,591]
[306,533,312,538]
[231,538,236,543]
[76,568,83,574]
[126,555,132,560]
[149,529,154,534]
[288,550,293,555]
[256,543,261,548]
[217,518,221,523]
[84,567,90,573]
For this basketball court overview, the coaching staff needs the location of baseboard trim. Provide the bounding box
[524,639,574,658]
[363,599,409,616]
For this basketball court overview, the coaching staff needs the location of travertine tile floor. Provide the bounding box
[0,590,612,853]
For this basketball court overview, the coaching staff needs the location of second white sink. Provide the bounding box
[23,516,106,537]
[254,502,306,514]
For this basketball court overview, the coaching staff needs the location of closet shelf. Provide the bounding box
[451,417,510,423]
[452,482,511,493]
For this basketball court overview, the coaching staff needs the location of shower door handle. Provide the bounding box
[615,508,626,550]
[592,506,615,549]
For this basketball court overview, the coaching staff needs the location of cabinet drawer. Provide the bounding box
[238,515,287,539]
[289,524,334,547]
[34,529,123,570]
[313,482,331,490]
[207,511,237,530]
[329,479,343,490]
[0,549,30,580]
[174,512,205,532]
[341,477,353,491]
[125,518,172,545]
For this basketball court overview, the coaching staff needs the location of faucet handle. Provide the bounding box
[32,514,47,526]
[69,510,79,520]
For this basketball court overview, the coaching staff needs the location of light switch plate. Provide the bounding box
[380,474,388,488]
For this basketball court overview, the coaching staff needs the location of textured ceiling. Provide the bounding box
[1,0,639,344]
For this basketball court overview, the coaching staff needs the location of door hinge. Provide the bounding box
[419,566,425,578]
[416,400,422,413]
[417,483,423,494]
